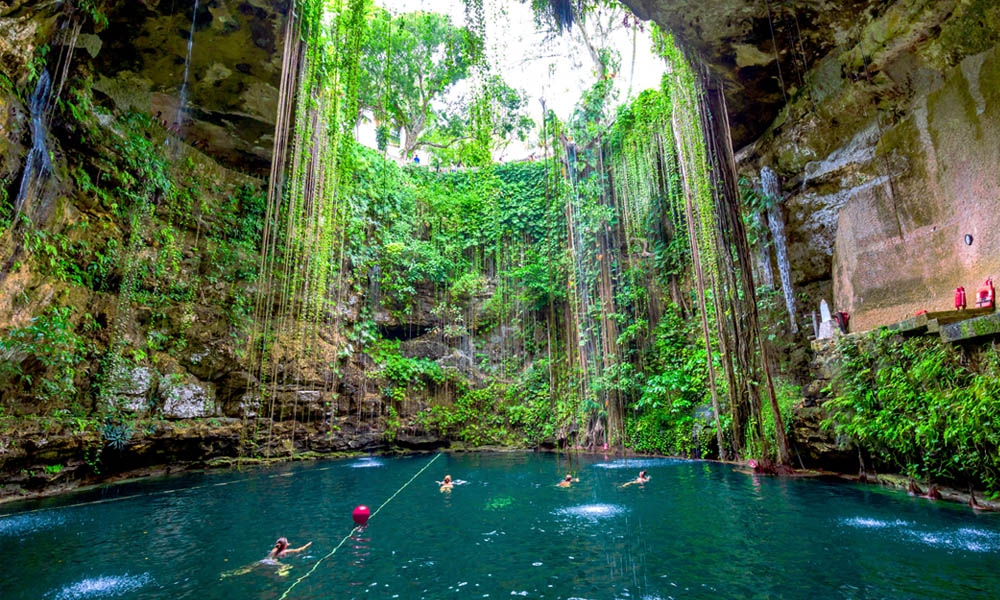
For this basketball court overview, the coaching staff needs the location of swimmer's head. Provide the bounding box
[444,475,452,483]
[274,538,288,551]
[640,470,647,477]
[565,474,572,481]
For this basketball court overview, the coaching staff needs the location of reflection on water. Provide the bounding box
[2,453,1000,599]
[47,573,152,600]
[841,516,1000,552]
[0,512,65,536]
[592,458,683,470]
[555,503,628,520]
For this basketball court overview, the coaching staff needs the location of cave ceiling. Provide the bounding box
[2,0,890,170]
[88,0,885,168]
[619,0,886,148]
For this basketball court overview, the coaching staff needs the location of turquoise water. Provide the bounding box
[2,452,999,599]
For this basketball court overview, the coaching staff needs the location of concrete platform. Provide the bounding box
[939,311,1000,343]
[886,308,994,337]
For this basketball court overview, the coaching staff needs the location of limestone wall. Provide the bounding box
[735,0,1000,332]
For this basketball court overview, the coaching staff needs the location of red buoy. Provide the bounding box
[955,286,967,310]
[976,278,995,309]
[352,505,370,526]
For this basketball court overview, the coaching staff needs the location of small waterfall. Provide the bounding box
[752,210,774,289]
[14,69,53,221]
[173,0,200,133]
[762,166,797,333]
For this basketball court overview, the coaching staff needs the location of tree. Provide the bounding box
[427,73,535,166]
[359,8,478,158]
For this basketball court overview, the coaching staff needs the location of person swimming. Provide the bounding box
[268,537,312,560]
[557,474,577,488]
[220,537,312,579]
[622,470,649,487]
[438,474,454,492]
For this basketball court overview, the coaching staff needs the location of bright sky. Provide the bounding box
[370,0,667,160]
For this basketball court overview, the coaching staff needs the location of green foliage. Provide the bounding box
[0,307,86,403]
[745,378,798,459]
[428,74,535,166]
[623,303,717,456]
[625,408,717,457]
[359,7,480,157]
[101,420,134,450]
[826,330,1000,492]
[23,222,117,291]
[505,358,573,446]
[370,340,445,390]
[637,305,706,410]
[384,405,402,442]
[74,0,109,29]
[428,384,510,445]
[26,45,49,84]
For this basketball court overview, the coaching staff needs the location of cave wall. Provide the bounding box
[730,0,1000,332]
[0,0,529,460]
[624,0,1000,333]
[0,0,287,175]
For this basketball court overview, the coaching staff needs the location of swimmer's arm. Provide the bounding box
[286,541,312,554]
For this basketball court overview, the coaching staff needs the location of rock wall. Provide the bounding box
[732,0,1000,332]
[0,0,287,175]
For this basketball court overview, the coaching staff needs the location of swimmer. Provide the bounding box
[220,537,311,579]
[438,474,454,492]
[268,537,312,560]
[622,470,649,487]
[557,474,578,488]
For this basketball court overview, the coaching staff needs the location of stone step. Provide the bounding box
[939,311,1000,343]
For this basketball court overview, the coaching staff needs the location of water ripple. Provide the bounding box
[840,517,912,529]
[0,513,66,536]
[555,503,628,520]
[46,573,153,600]
[592,459,682,470]
[842,517,1000,553]
[906,527,1000,553]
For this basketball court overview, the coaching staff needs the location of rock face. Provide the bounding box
[619,0,874,148]
[623,0,1000,332]
[94,0,287,174]
[733,1,1000,332]
[6,0,993,332]
[0,0,287,174]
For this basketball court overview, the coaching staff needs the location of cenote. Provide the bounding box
[3,453,999,599]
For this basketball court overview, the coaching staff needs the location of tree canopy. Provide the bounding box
[359,8,478,157]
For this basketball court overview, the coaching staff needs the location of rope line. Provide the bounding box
[277,453,442,600]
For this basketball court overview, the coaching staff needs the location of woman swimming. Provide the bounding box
[622,470,649,487]
[268,537,312,560]
[557,474,578,488]
[220,537,312,578]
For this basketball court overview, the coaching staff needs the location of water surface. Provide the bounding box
[2,452,998,599]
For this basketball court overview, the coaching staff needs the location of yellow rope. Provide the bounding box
[278,453,442,600]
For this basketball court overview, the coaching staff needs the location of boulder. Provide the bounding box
[158,375,217,419]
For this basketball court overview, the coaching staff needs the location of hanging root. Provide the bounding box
[969,486,983,510]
